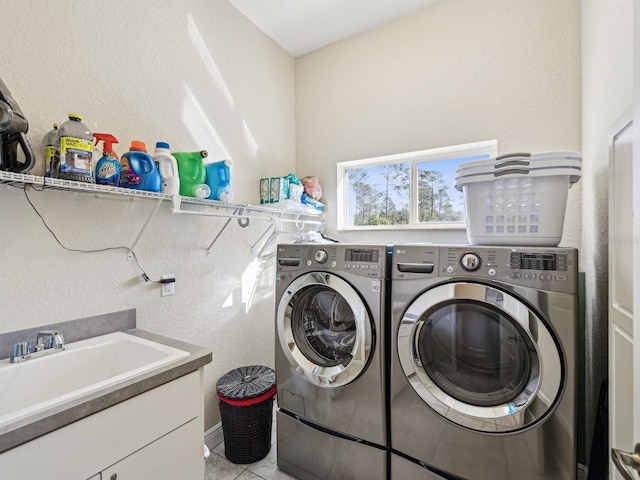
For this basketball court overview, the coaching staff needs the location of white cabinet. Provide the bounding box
[99,418,202,480]
[0,370,205,480]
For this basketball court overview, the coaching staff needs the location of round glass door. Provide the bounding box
[397,282,564,433]
[418,299,536,408]
[291,285,357,367]
[277,272,373,387]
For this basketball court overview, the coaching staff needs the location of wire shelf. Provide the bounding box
[0,171,324,221]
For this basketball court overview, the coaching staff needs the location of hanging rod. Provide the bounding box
[170,195,324,226]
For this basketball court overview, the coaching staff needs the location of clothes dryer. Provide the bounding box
[275,244,390,480]
[390,245,578,480]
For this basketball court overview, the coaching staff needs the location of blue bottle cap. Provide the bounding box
[156,141,170,149]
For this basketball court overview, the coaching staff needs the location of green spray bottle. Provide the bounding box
[94,133,120,186]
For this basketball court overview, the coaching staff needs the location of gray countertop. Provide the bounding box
[0,328,212,454]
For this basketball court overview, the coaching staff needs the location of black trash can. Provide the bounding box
[216,365,276,464]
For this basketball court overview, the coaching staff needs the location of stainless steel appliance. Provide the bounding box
[390,245,578,479]
[275,243,390,480]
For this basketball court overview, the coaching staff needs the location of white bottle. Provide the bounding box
[153,142,180,195]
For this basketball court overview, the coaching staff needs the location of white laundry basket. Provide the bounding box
[455,152,582,246]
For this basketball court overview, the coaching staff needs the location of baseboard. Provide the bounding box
[204,422,224,450]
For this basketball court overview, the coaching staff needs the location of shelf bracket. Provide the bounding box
[250,223,275,255]
[206,208,239,256]
[129,197,164,253]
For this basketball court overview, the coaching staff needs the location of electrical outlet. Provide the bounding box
[161,274,175,297]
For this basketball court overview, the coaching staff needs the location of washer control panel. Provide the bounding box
[392,245,577,294]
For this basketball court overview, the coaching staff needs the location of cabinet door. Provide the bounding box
[101,418,203,480]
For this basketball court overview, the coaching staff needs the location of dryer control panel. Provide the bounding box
[276,244,389,279]
[392,244,578,294]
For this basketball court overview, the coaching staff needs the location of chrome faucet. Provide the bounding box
[10,330,66,363]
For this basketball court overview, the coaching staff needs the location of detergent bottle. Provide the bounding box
[153,141,180,195]
[120,140,162,192]
[173,150,208,198]
[205,159,234,201]
[93,133,120,186]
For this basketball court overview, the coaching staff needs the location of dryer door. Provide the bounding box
[397,281,564,433]
[277,272,373,388]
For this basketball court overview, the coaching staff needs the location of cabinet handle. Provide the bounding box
[110,474,118,480]
[611,443,640,480]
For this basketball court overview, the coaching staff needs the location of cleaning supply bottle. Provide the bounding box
[173,150,207,198]
[56,113,94,183]
[205,159,234,201]
[42,123,58,177]
[153,142,180,195]
[94,133,120,186]
[120,140,162,192]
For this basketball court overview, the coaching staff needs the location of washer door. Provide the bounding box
[277,272,373,387]
[397,282,564,433]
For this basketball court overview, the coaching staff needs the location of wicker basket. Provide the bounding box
[216,365,276,464]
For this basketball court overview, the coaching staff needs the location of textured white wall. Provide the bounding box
[0,0,295,429]
[581,0,633,462]
[0,0,614,451]
[296,0,582,246]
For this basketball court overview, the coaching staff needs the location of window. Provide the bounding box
[337,140,497,230]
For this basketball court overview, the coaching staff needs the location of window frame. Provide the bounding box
[336,140,498,231]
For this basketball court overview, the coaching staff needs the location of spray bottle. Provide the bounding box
[94,133,120,186]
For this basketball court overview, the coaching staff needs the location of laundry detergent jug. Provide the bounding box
[120,140,162,192]
[174,150,208,198]
[205,159,234,201]
[153,141,180,195]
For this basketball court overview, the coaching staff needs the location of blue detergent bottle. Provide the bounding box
[205,159,234,201]
[120,140,162,192]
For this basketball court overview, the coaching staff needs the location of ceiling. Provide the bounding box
[228,0,442,57]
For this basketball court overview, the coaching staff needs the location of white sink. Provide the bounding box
[0,332,189,429]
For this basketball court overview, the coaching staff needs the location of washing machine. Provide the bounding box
[390,245,578,480]
[275,243,390,480]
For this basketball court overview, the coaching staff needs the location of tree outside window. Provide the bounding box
[337,141,497,230]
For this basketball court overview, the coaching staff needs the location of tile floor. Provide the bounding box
[205,412,298,480]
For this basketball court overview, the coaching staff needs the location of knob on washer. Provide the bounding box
[460,252,481,272]
[314,249,328,263]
